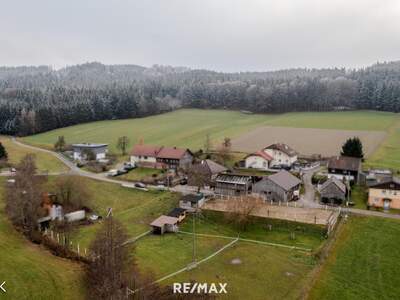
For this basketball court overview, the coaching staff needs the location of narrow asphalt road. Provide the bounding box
[10,138,400,219]
[10,137,213,195]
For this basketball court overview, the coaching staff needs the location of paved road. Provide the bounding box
[298,167,323,209]
[11,137,213,195]
[10,138,400,220]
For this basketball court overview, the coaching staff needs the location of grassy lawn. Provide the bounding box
[169,241,316,300]
[180,211,325,250]
[0,179,85,299]
[351,185,368,209]
[0,136,68,173]
[133,212,323,300]
[309,216,400,300]
[45,177,180,249]
[364,117,400,172]
[118,167,164,182]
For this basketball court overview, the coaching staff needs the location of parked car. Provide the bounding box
[179,177,188,185]
[134,182,146,188]
[155,184,166,191]
[117,168,128,175]
[108,169,119,176]
[123,162,136,170]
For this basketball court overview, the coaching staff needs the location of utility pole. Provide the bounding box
[192,204,196,263]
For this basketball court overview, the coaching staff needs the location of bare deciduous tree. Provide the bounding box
[5,154,47,238]
[54,175,91,212]
[117,136,130,156]
[225,196,262,230]
[86,216,132,299]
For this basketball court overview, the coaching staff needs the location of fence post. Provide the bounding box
[314,216,317,224]
[77,243,80,256]
[56,233,59,243]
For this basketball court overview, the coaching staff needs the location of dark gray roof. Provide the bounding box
[267,170,301,191]
[369,177,400,190]
[264,143,297,157]
[328,156,361,172]
[215,174,252,185]
[168,207,186,217]
[204,159,228,174]
[181,194,204,203]
[320,177,347,193]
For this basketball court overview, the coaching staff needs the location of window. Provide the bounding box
[263,161,267,167]
[382,190,386,194]
[144,156,148,159]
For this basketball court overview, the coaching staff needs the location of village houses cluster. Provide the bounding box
[38,137,399,235]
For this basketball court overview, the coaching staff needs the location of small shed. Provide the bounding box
[150,215,179,234]
[214,174,253,196]
[167,208,187,222]
[179,194,205,211]
[319,177,347,204]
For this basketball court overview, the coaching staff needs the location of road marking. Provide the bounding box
[0,281,6,293]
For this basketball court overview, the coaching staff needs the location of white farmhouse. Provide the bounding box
[245,151,273,170]
[263,143,298,167]
[72,143,108,161]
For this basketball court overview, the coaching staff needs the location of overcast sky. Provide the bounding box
[1,0,400,72]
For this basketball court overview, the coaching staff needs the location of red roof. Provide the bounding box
[131,144,162,157]
[131,144,190,160]
[246,150,272,161]
[157,147,189,159]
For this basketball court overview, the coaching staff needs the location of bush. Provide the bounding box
[312,174,328,185]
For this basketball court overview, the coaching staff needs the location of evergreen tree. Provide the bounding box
[341,137,364,158]
[0,142,7,160]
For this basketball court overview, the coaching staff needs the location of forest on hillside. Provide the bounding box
[1,61,400,136]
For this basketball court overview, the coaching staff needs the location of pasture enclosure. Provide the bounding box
[203,197,338,227]
[231,126,386,157]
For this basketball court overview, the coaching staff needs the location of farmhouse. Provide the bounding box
[130,144,193,169]
[253,170,301,202]
[368,178,400,210]
[244,151,272,170]
[150,215,179,234]
[319,177,347,204]
[188,159,228,185]
[215,174,253,196]
[328,156,362,184]
[263,143,298,168]
[72,143,108,161]
[179,194,205,211]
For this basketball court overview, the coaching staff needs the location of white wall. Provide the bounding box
[131,155,157,164]
[245,156,269,170]
[264,149,297,167]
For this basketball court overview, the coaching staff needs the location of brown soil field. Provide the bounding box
[231,126,387,157]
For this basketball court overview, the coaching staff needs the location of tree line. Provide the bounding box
[1,61,400,136]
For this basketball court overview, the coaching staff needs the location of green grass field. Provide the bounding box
[118,167,164,182]
[0,179,85,299]
[0,136,68,173]
[22,109,400,170]
[309,216,400,300]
